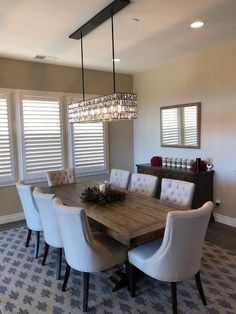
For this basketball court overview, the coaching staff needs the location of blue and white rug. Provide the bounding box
[0,226,236,314]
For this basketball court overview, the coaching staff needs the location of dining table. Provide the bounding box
[41,180,185,248]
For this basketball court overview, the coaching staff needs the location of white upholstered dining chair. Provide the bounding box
[46,168,75,187]
[53,197,127,313]
[129,173,158,197]
[109,169,131,189]
[16,181,43,258]
[128,201,213,314]
[33,187,63,280]
[160,178,195,208]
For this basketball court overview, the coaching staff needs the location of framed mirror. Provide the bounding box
[160,102,201,148]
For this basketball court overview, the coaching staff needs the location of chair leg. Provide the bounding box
[56,248,63,280]
[42,242,49,266]
[25,229,32,247]
[62,263,71,292]
[171,282,177,314]
[195,272,207,305]
[34,231,40,259]
[129,263,136,297]
[83,272,89,313]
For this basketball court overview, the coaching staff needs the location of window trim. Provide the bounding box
[0,92,16,186]
[160,102,201,149]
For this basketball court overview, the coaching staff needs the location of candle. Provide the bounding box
[99,184,106,193]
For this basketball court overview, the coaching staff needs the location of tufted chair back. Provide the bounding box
[46,168,75,187]
[109,169,131,189]
[160,178,195,208]
[129,173,158,197]
[16,181,43,231]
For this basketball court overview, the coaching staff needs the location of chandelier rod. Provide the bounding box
[80,32,85,101]
[111,12,116,94]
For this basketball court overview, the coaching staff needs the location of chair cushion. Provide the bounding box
[130,173,158,197]
[160,178,195,208]
[110,169,130,189]
[128,239,162,271]
[46,169,75,187]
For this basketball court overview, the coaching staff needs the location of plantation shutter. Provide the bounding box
[0,97,14,183]
[73,122,106,172]
[183,105,198,146]
[22,98,63,179]
[161,108,180,145]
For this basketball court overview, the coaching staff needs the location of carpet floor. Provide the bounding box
[0,226,236,314]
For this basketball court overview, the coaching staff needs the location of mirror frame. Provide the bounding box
[160,102,201,149]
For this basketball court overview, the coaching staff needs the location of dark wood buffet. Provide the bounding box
[137,163,214,209]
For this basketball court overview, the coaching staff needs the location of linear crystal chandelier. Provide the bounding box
[68,0,137,123]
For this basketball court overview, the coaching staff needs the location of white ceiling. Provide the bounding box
[0,0,236,74]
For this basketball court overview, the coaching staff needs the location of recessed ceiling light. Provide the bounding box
[190,21,205,29]
[112,58,121,62]
[34,55,58,61]
[35,55,46,60]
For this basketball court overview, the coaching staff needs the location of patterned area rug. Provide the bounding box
[0,226,236,314]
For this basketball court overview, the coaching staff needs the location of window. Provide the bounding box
[20,97,63,180]
[0,90,109,186]
[160,102,201,148]
[0,95,15,184]
[72,122,108,174]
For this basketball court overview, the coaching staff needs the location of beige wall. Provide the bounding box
[0,57,132,94]
[133,39,236,220]
[0,57,133,218]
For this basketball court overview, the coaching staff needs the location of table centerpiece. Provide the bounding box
[80,184,126,204]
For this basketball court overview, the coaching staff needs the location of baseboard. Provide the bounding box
[0,212,25,225]
[214,213,236,228]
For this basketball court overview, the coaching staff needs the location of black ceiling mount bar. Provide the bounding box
[69,0,130,40]
[80,34,85,101]
[111,13,116,93]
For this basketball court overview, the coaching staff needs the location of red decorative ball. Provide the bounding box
[150,156,162,167]
[191,160,207,171]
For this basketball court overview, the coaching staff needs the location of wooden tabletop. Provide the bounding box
[41,181,184,247]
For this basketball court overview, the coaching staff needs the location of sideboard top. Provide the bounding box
[136,163,214,176]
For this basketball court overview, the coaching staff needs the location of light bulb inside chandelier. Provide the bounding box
[68,0,137,123]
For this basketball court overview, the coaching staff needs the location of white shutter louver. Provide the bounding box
[0,97,14,183]
[22,98,63,179]
[73,122,106,172]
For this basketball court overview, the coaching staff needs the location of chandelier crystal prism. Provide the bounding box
[68,0,137,123]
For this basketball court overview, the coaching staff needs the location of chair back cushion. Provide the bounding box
[130,173,158,197]
[46,168,75,187]
[144,201,213,282]
[110,169,130,189]
[33,187,63,248]
[16,181,42,231]
[160,178,195,208]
